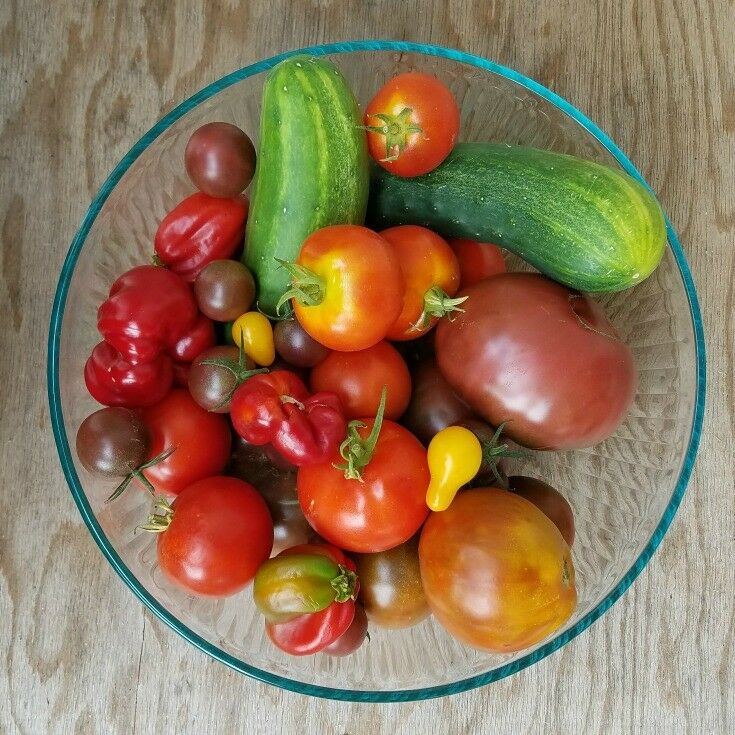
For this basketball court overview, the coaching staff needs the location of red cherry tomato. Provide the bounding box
[309,341,411,420]
[157,476,273,596]
[141,390,231,495]
[169,313,216,362]
[365,72,460,177]
[448,238,506,289]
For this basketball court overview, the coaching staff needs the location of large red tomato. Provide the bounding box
[309,341,411,420]
[142,389,231,494]
[419,487,576,653]
[448,238,505,289]
[157,476,273,596]
[435,273,636,449]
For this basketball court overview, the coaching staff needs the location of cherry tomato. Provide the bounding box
[194,259,256,321]
[323,604,369,657]
[354,536,429,629]
[436,274,637,449]
[509,476,575,547]
[169,313,216,362]
[185,122,256,198]
[380,226,463,340]
[402,359,473,445]
[273,319,330,368]
[419,487,576,652]
[364,72,460,177]
[187,345,254,413]
[309,341,411,420]
[231,312,275,366]
[280,225,403,352]
[141,390,231,495]
[76,407,149,478]
[297,411,429,553]
[156,476,273,596]
[448,238,506,289]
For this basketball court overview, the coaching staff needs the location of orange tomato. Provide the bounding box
[448,238,506,289]
[380,225,462,340]
[282,225,403,352]
[419,487,576,653]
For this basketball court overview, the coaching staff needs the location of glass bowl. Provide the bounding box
[48,41,705,701]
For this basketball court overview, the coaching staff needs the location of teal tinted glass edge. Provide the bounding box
[47,40,706,702]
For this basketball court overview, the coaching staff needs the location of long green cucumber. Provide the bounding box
[244,56,369,314]
[367,142,666,292]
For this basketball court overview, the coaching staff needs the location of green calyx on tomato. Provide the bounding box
[138,494,175,533]
[476,422,527,488]
[410,286,468,332]
[334,386,387,481]
[105,446,176,503]
[363,108,422,162]
[254,552,358,623]
[275,258,326,313]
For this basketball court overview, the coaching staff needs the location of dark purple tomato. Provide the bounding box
[76,407,150,477]
[323,604,369,657]
[187,345,244,413]
[184,122,256,198]
[194,259,256,322]
[273,319,330,368]
[508,476,575,547]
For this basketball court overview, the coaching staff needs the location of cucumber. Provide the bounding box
[367,143,666,292]
[244,56,369,314]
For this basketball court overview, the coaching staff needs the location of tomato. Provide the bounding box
[273,319,330,368]
[141,390,231,495]
[448,238,506,289]
[231,311,276,366]
[435,273,637,449]
[353,536,429,629]
[323,604,369,657]
[309,341,411,420]
[419,487,576,653]
[364,72,460,177]
[280,225,403,352]
[156,476,273,596]
[509,476,575,547]
[170,313,216,362]
[402,359,473,445]
[379,226,463,340]
[194,259,256,322]
[297,398,429,552]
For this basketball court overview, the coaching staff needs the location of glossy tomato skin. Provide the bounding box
[291,225,403,352]
[354,535,429,629]
[509,476,575,547]
[158,476,273,596]
[365,72,460,177]
[309,341,411,420]
[448,238,505,289]
[435,273,637,450]
[323,604,368,656]
[141,390,231,495]
[380,226,461,340]
[419,487,576,653]
[297,420,430,553]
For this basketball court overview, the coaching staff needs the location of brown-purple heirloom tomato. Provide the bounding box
[435,273,636,450]
[508,476,575,547]
[194,260,256,322]
[273,319,330,368]
[187,345,246,413]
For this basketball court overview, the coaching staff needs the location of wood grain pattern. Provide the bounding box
[1,1,733,733]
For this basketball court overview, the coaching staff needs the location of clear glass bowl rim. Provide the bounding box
[47,40,706,702]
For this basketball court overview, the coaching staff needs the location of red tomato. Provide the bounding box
[169,313,216,362]
[141,390,231,495]
[379,226,462,340]
[297,419,429,553]
[323,604,368,657]
[157,476,273,596]
[283,225,403,352]
[448,238,506,289]
[365,72,460,177]
[309,341,411,420]
[435,274,637,449]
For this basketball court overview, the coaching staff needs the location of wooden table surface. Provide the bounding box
[1,1,733,733]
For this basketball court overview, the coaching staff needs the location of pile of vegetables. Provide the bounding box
[76,56,666,659]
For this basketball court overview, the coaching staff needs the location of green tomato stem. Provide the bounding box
[275,258,326,314]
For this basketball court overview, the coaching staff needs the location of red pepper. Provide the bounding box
[230,370,346,467]
[97,265,198,365]
[170,313,216,362]
[154,192,249,281]
[84,341,173,407]
[171,362,190,388]
[265,544,358,656]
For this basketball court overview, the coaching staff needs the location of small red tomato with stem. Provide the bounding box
[277,225,403,352]
[297,388,430,553]
[380,225,465,340]
[145,475,273,597]
[364,72,460,177]
[448,238,506,289]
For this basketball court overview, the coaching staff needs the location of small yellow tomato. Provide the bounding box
[425,426,482,511]
[231,312,275,366]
